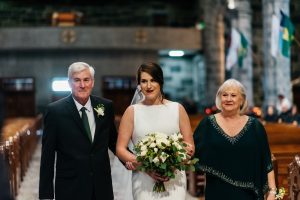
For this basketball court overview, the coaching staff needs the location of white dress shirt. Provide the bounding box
[73,97,96,141]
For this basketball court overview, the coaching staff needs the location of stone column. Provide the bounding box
[230,0,254,106]
[192,54,206,111]
[202,0,225,105]
[262,0,292,107]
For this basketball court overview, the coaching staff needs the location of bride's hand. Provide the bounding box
[147,171,170,182]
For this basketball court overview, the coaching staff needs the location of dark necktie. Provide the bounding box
[80,107,92,142]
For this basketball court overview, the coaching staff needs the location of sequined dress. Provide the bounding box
[193,115,273,200]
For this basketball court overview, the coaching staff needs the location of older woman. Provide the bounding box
[193,79,276,200]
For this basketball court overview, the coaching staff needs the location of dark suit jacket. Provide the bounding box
[39,95,117,200]
[0,154,12,200]
[0,90,4,132]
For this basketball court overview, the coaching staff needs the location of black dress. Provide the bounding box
[193,115,273,200]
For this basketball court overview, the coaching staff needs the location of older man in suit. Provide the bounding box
[39,62,118,200]
[0,88,12,200]
[0,154,12,200]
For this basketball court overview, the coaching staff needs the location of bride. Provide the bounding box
[116,62,195,200]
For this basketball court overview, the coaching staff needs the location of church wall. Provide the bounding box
[0,27,201,114]
[0,49,158,113]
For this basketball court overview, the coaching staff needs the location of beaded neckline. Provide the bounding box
[209,115,254,144]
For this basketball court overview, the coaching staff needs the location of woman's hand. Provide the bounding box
[266,192,276,200]
[184,142,195,156]
[147,171,170,182]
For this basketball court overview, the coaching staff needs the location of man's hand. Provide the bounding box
[125,160,140,170]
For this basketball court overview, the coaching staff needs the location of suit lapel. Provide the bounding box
[65,95,91,142]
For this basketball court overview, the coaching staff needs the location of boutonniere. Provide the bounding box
[94,104,105,117]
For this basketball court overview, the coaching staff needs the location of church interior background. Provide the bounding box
[0,0,300,199]
[0,0,299,115]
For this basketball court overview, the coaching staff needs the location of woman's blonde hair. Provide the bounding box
[215,79,248,114]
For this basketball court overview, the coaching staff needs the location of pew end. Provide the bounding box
[288,155,300,200]
[265,122,300,196]
[0,114,43,199]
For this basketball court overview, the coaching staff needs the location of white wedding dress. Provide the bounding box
[131,102,187,200]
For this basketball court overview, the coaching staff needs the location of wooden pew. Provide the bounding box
[186,169,205,197]
[264,123,300,189]
[189,114,204,132]
[5,136,21,199]
[288,155,300,200]
[0,114,42,199]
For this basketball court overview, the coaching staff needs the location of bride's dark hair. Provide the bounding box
[137,62,165,102]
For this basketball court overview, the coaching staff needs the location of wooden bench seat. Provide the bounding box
[189,114,204,131]
[1,117,38,141]
[264,123,300,190]
[271,145,300,155]
[0,115,42,199]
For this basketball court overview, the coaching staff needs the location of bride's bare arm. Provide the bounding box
[116,106,138,169]
[178,103,195,156]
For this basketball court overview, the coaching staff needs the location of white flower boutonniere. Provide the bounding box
[94,104,105,117]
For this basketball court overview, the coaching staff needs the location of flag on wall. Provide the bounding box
[226,28,248,70]
[238,31,248,67]
[279,10,294,57]
[226,28,240,70]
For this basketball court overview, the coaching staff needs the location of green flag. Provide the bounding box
[226,29,248,70]
[280,10,294,57]
[238,31,248,68]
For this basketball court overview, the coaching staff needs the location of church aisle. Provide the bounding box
[16,141,41,200]
[15,141,200,200]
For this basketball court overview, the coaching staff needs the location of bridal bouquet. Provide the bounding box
[134,132,198,192]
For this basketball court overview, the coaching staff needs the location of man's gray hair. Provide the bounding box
[68,62,95,79]
[215,78,248,114]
